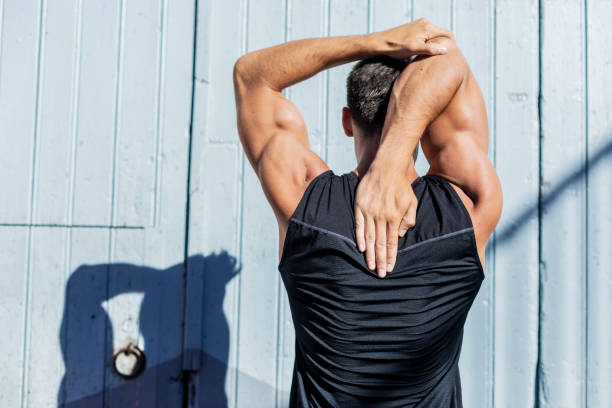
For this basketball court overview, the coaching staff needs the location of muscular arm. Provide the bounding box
[233,35,376,239]
[233,34,378,173]
[357,37,502,273]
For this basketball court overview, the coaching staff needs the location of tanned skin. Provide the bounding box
[353,36,502,276]
[233,19,502,278]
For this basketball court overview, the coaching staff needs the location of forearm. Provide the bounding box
[234,34,380,92]
[371,39,467,171]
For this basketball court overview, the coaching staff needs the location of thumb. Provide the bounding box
[398,206,416,237]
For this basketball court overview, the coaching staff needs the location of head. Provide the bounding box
[343,55,419,170]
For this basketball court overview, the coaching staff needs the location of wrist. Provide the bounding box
[369,144,415,175]
[358,32,387,57]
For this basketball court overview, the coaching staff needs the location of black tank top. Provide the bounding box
[278,169,484,408]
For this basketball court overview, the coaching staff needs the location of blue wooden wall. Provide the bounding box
[1,0,611,407]
[0,0,195,406]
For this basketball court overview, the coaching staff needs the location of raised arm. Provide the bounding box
[356,37,502,276]
[232,19,454,259]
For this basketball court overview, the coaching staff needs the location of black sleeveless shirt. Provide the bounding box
[278,169,484,408]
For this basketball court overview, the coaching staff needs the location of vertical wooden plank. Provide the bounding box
[539,1,587,407]
[26,228,68,407]
[0,0,40,223]
[113,0,161,227]
[34,0,79,225]
[61,230,109,407]
[0,230,28,407]
[0,1,45,406]
[72,0,120,225]
[454,0,494,406]
[326,0,368,172]
[493,0,540,406]
[586,0,612,406]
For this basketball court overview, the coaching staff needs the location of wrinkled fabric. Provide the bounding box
[278,170,484,408]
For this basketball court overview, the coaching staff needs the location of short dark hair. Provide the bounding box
[346,55,419,162]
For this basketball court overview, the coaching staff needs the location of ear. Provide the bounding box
[342,107,354,137]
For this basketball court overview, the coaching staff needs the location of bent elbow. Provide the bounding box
[233,55,248,88]
[425,38,469,80]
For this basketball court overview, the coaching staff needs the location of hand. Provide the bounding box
[354,165,418,278]
[374,18,454,59]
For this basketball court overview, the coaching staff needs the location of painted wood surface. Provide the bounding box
[0,0,195,406]
[493,1,540,407]
[539,1,587,407]
[1,0,611,407]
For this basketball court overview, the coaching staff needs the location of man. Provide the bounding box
[233,18,502,408]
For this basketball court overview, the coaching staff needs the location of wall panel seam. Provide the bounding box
[535,1,543,406]
[21,1,47,406]
[104,0,127,405]
[583,1,589,407]
[152,0,168,228]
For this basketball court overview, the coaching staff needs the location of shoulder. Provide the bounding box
[257,132,329,227]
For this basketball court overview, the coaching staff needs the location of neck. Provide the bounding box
[353,160,420,183]
[352,137,420,182]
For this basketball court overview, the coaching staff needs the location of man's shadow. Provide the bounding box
[57,252,240,407]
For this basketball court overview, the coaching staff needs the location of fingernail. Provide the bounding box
[437,47,447,53]
[387,263,393,272]
[359,243,365,252]
[378,270,386,278]
[368,261,375,270]
[399,229,407,237]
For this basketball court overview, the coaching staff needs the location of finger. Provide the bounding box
[427,25,454,40]
[410,39,447,56]
[398,201,417,237]
[355,208,366,252]
[375,217,387,278]
[386,220,399,274]
[424,40,448,55]
[365,216,376,271]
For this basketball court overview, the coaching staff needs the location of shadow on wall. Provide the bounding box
[57,252,241,407]
[496,137,612,245]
